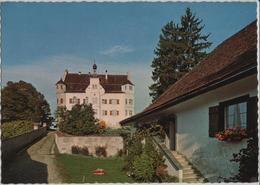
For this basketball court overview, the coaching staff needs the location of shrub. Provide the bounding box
[71,145,80,154]
[95,146,107,157]
[80,146,90,156]
[57,104,98,136]
[117,149,124,157]
[132,152,155,182]
[1,120,34,140]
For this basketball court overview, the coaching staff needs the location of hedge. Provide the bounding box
[1,120,34,140]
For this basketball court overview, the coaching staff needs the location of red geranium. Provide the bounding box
[215,127,247,142]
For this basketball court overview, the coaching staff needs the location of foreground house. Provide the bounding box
[120,20,257,182]
[56,64,134,128]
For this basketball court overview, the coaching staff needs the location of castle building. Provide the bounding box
[56,64,134,128]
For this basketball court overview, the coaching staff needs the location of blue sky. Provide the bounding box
[2,2,257,115]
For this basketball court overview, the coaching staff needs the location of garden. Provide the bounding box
[55,104,177,183]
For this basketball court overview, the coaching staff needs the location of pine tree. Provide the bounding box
[149,8,212,101]
[180,8,212,72]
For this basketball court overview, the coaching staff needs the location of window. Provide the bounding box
[129,110,133,116]
[60,98,63,104]
[77,99,80,104]
[92,97,98,104]
[129,99,133,105]
[125,99,127,105]
[129,85,133,91]
[69,98,73,104]
[83,97,88,104]
[56,85,59,89]
[60,85,63,89]
[109,99,119,105]
[73,96,77,104]
[125,110,128,116]
[125,86,127,90]
[102,99,107,104]
[102,110,107,116]
[110,110,119,116]
[225,102,247,129]
[208,95,257,137]
[57,98,59,104]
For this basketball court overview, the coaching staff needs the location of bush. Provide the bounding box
[57,104,98,135]
[1,120,34,140]
[80,146,90,156]
[132,152,155,182]
[71,145,80,154]
[95,146,107,157]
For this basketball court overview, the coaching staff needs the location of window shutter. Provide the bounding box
[209,105,224,137]
[247,96,258,135]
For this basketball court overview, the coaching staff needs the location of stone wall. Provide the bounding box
[55,134,124,156]
[1,127,47,163]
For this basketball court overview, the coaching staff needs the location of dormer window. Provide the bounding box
[60,85,63,89]
[129,85,133,91]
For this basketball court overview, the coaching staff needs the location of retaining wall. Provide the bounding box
[55,134,124,156]
[1,127,47,163]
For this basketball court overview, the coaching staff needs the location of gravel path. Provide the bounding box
[2,132,66,183]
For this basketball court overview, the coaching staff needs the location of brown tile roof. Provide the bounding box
[56,73,133,93]
[121,20,257,124]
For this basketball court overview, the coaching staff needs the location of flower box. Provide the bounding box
[215,127,247,142]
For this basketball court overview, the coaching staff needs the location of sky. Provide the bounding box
[1,2,257,115]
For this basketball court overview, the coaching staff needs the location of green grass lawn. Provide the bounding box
[56,154,135,183]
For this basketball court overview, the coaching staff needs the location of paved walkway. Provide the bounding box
[2,132,66,183]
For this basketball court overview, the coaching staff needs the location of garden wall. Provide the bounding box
[55,133,124,156]
[1,127,47,164]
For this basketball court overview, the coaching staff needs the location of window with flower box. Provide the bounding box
[209,95,258,138]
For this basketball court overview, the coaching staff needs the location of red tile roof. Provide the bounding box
[56,73,133,93]
[121,20,257,124]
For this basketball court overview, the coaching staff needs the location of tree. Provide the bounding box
[1,81,52,125]
[57,104,98,135]
[149,8,212,101]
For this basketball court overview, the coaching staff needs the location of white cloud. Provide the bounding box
[100,45,134,56]
[2,55,153,116]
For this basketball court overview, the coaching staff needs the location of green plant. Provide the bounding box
[1,120,34,140]
[71,145,80,154]
[132,152,155,182]
[226,133,258,182]
[215,127,247,142]
[58,104,98,135]
[95,146,107,157]
[80,146,90,156]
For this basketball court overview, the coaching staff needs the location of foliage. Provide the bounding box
[98,120,106,129]
[149,8,212,101]
[95,146,107,157]
[57,154,135,183]
[123,128,166,182]
[1,120,34,140]
[1,81,52,125]
[71,145,80,154]
[57,104,98,135]
[132,152,155,182]
[227,134,258,182]
[215,127,247,142]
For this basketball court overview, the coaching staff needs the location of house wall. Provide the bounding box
[56,77,134,128]
[164,74,257,182]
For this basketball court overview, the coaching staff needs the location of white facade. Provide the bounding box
[56,72,134,128]
[162,74,257,181]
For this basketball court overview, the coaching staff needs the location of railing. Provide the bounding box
[152,136,183,182]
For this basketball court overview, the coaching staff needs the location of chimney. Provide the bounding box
[105,70,108,80]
